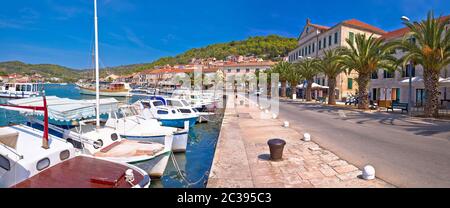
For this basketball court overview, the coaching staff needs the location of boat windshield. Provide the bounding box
[181,100,189,106]
[167,100,183,107]
[119,107,138,117]
[153,101,164,107]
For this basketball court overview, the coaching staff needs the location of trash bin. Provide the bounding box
[267,139,286,161]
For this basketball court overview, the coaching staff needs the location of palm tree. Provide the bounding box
[314,49,346,105]
[297,58,319,101]
[339,34,397,109]
[390,11,450,118]
[287,64,303,99]
[271,61,292,97]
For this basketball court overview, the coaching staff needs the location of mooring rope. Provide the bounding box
[170,152,208,187]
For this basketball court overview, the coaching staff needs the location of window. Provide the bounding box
[347,78,353,90]
[323,38,327,48]
[111,133,119,142]
[334,32,338,44]
[349,32,355,45]
[371,71,379,79]
[36,158,50,171]
[236,69,241,73]
[319,40,322,50]
[59,150,70,161]
[329,35,332,46]
[0,155,10,171]
[246,68,250,73]
[227,69,231,73]
[312,43,315,53]
[179,109,192,114]
[383,70,394,79]
[94,140,103,149]
[308,45,311,54]
[157,110,169,115]
[402,64,416,77]
[153,101,164,107]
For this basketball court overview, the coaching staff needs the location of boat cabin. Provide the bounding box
[0,83,41,98]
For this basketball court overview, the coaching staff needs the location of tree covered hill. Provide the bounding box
[0,61,83,82]
[105,35,298,75]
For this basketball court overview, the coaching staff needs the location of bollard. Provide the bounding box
[272,113,278,119]
[265,109,269,114]
[362,165,376,180]
[303,133,311,142]
[267,139,286,161]
[283,121,290,128]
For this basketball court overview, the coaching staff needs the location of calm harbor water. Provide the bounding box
[0,84,224,188]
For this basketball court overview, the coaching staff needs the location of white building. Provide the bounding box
[289,18,386,100]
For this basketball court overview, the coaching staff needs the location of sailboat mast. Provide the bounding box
[94,0,100,127]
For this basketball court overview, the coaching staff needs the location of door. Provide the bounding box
[416,89,425,107]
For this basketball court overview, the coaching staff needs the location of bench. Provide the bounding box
[387,102,409,114]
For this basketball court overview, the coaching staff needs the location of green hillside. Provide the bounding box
[0,61,82,82]
[106,35,297,75]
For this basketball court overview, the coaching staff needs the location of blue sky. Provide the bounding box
[0,0,448,69]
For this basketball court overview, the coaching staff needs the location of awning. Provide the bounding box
[2,96,119,122]
[297,83,329,89]
[400,77,448,87]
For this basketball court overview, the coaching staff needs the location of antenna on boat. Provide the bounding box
[94,0,100,128]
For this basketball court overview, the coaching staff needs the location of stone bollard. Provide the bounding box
[267,139,286,161]
[283,121,290,128]
[303,133,311,142]
[272,113,278,119]
[362,165,376,180]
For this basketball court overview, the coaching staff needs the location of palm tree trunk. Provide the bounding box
[281,80,287,97]
[306,79,313,101]
[356,74,370,109]
[423,69,440,118]
[328,77,337,105]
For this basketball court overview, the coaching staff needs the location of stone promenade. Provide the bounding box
[207,96,394,188]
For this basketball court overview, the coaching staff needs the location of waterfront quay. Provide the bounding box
[208,95,393,188]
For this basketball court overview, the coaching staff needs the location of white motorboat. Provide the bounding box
[136,97,199,128]
[165,97,215,123]
[0,96,150,188]
[106,104,189,153]
[3,96,173,178]
[0,83,41,99]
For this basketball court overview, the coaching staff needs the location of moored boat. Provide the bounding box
[78,82,132,97]
[0,96,150,188]
[0,83,41,99]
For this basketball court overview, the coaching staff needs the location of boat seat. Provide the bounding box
[0,127,19,150]
[100,141,122,153]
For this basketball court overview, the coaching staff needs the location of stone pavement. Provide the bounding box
[207,96,394,188]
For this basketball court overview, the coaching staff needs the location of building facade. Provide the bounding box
[288,18,386,101]
[370,17,450,107]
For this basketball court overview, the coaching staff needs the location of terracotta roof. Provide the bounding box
[341,19,386,34]
[381,14,449,40]
[381,27,410,40]
[222,61,276,67]
[146,68,219,74]
[309,23,330,31]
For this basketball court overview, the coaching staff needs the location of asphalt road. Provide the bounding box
[275,99,450,188]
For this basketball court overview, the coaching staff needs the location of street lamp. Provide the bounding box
[401,15,413,116]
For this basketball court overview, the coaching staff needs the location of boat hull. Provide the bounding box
[121,132,188,153]
[79,88,131,97]
[159,117,198,129]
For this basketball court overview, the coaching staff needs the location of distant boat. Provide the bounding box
[60,83,68,86]
[0,83,41,99]
[77,82,132,97]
